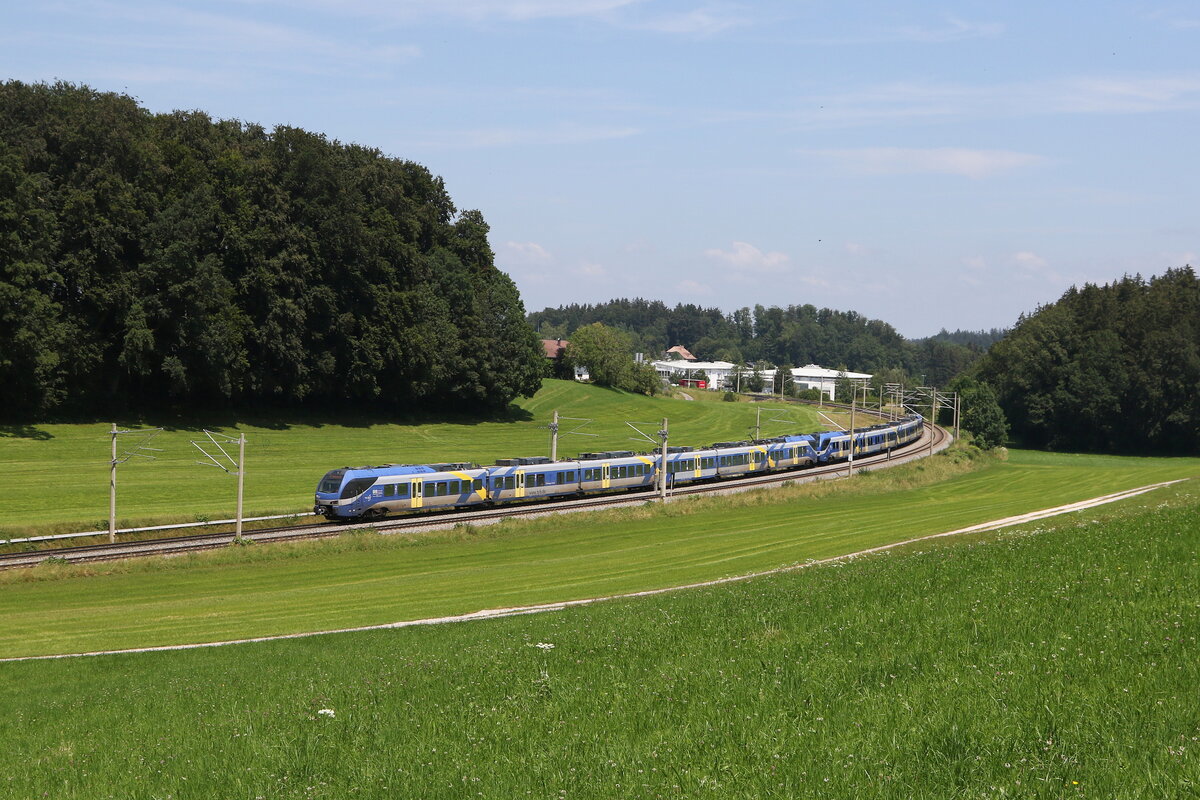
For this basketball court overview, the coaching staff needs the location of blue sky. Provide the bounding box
[3,1,1198,337]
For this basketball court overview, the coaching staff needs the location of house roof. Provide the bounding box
[541,339,567,359]
[665,345,697,361]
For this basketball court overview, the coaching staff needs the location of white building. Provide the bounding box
[651,359,738,391]
[652,360,871,401]
[790,364,872,401]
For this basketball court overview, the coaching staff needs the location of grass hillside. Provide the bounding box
[2,448,1195,658]
[1,380,831,536]
[0,475,1195,798]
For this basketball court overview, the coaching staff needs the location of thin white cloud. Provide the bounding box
[806,147,1047,179]
[792,74,1200,129]
[844,242,871,256]
[404,123,640,148]
[575,262,608,278]
[677,279,714,295]
[894,18,1005,43]
[704,241,790,272]
[793,16,1004,46]
[631,6,749,36]
[51,2,421,77]
[1013,251,1048,270]
[1159,250,1196,265]
[501,241,554,263]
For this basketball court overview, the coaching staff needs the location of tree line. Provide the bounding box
[0,81,545,420]
[529,298,996,388]
[973,268,1199,454]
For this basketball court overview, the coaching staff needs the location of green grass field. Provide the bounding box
[2,447,1196,659]
[0,471,1195,798]
[1,380,835,537]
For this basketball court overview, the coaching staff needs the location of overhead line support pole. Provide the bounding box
[659,417,669,502]
[109,423,118,544]
[549,410,559,462]
[236,433,246,538]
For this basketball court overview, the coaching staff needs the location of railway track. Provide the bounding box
[0,423,951,570]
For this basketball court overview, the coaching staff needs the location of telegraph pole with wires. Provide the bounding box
[192,430,248,538]
[626,418,670,501]
[107,424,163,543]
[544,411,597,460]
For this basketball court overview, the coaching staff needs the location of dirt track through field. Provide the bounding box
[2,479,1187,663]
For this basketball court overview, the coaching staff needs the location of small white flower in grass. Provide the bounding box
[317,709,335,718]
[527,642,555,650]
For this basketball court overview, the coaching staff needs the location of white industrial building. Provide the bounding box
[652,359,871,401]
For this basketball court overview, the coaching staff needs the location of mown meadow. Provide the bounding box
[0,476,1195,798]
[1,380,836,537]
[2,447,1196,658]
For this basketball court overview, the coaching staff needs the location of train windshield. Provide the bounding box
[317,470,346,494]
[340,477,377,499]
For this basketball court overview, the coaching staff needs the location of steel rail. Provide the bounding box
[0,422,949,570]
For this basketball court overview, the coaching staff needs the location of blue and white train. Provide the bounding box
[313,414,925,522]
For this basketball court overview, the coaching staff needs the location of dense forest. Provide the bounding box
[974,268,1199,453]
[529,298,996,387]
[0,81,544,420]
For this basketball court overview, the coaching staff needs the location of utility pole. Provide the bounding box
[848,387,856,476]
[236,433,246,538]
[659,417,669,501]
[109,423,117,543]
[108,424,163,543]
[549,410,559,461]
[192,430,248,537]
[929,387,937,458]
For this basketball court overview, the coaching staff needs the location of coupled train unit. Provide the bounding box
[313,414,925,522]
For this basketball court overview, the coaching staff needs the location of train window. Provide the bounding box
[383,484,394,497]
[436,482,447,496]
[319,469,347,494]
[535,473,546,487]
[424,482,434,497]
[340,477,377,499]
[397,484,409,498]
[472,479,483,491]
[506,476,516,490]
[566,471,575,482]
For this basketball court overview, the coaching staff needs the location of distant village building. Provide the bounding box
[651,355,871,401]
[540,339,589,381]
[664,345,697,361]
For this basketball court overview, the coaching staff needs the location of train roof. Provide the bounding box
[330,464,462,477]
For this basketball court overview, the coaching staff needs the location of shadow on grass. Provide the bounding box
[0,425,53,440]
[20,402,537,435]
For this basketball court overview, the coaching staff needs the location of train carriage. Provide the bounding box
[578,451,657,493]
[664,447,719,486]
[712,442,769,478]
[487,457,583,502]
[758,434,817,471]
